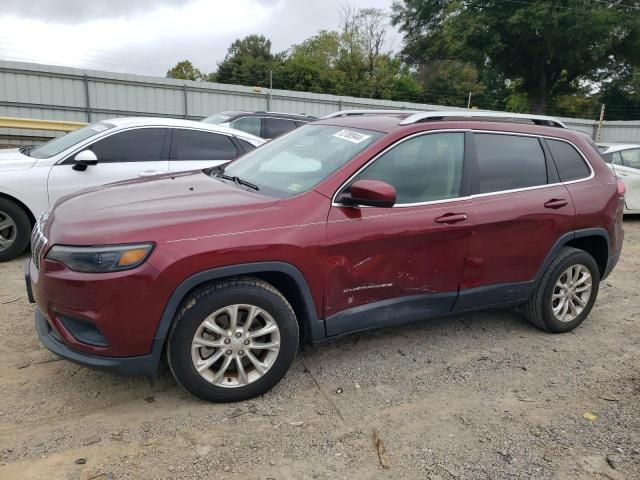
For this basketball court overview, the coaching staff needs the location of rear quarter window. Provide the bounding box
[171,129,238,161]
[473,133,547,194]
[237,138,258,152]
[263,118,297,138]
[546,139,591,181]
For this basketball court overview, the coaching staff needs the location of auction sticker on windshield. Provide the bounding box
[91,124,109,133]
[332,129,371,144]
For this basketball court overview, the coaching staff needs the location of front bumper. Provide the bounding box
[35,308,159,376]
[25,257,170,376]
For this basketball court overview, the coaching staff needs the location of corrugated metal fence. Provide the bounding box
[1,60,639,145]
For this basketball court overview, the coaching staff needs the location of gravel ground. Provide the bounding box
[0,218,639,480]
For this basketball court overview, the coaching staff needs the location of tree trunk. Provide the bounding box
[528,79,548,114]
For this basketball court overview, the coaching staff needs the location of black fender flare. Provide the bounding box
[149,261,325,362]
[533,227,610,285]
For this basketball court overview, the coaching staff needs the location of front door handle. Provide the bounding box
[138,170,162,177]
[435,213,468,224]
[544,198,568,209]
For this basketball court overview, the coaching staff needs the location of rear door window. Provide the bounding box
[171,129,238,161]
[546,139,591,181]
[473,133,547,194]
[263,118,297,138]
[90,128,168,163]
[620,148,640,169]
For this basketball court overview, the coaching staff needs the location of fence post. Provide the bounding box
[268,70,273,112]
[183,84,188,119]
[595,104,605,142]
[83,75,91,122]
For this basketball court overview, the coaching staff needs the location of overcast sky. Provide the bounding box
[0,0,397,77]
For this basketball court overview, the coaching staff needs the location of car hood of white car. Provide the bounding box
[0,148,38,172]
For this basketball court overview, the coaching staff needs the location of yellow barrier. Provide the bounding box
[0,116,86,132]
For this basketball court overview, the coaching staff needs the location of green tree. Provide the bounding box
[276,31,343,93]
[274,9,422,101]
[598,66,640,120]
[168,9,422,103]
[215,35,281,87]
[166,60,205,81]
[391,0,640,113]
[416,60,486,107]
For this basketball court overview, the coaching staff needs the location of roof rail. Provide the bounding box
[254,111,315,117]
[399,110,567,128]
[321,109,420,119]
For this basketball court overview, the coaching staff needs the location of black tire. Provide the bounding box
[524,247,600,333]
[167,277,299,402]
[0,198,31,262]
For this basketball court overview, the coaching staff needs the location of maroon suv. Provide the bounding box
[26,110,625,402]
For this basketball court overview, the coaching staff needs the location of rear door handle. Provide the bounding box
[434,213,468,224]
[544,199,569,209]
[138,170,162,177]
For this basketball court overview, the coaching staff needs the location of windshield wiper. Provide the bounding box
[220,174,260,191]
[19,146,34,157]
[210,165,259,191]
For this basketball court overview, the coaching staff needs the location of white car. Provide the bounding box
[0,117,265,261]
[599,144,640,214]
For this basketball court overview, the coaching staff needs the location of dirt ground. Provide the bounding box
[0,220,639,480]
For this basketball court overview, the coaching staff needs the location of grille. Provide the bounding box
[31,212,49,270]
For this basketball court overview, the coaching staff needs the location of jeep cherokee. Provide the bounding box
[26,110,625,402]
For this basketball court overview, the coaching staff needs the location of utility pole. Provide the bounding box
[596,104,605,143]
[467,91,472,109]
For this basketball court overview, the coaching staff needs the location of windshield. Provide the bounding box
[201,112,234,124]
[30,122,115,159]
[596,145,609,153]
[220,124,383,198]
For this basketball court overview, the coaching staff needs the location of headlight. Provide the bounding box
[46,243,154,273]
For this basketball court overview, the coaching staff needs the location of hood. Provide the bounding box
[47,170,279,245]
[0,148,37,171]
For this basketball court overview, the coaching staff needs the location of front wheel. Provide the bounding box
[167,278,299,402]
[524,247,600,333]
[0,199,31,262]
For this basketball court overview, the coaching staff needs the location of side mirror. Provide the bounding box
[339,179,396,208]
[72,150,98,171]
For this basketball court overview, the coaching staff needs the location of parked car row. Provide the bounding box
[23,110,625,402]
[0,110,324,262]
[0,117,266,261]
[201,111,316,139]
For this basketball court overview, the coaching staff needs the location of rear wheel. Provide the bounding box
[0,199,31,262]
[524,247,600,332]
[167,278,299,402]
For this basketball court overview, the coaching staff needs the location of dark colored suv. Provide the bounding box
[201,111,316,139]
[26,110,625,402]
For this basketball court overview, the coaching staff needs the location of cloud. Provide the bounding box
[0,0,197,23]
[0,0,397,76]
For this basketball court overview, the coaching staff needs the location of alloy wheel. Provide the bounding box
[0,211,17,252]
[551,264,592,323]
[190,304,281,388]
